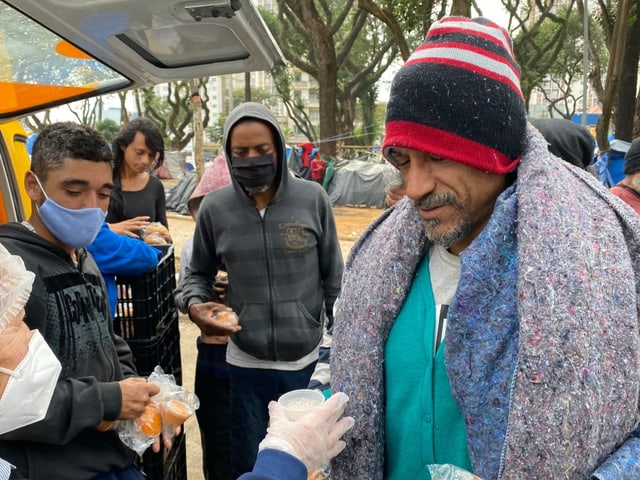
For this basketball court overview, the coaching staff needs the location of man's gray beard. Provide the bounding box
[244,184,271,195]
[414,192,470,248]
[422,218,471,249]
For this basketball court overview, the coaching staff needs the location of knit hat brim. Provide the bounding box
[384,120,519,174]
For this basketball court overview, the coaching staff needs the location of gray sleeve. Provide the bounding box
[173,237,194,314]
[180,205,219,310]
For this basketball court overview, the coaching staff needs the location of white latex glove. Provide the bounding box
[258,392,354,471]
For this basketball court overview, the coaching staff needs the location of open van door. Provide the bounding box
[0,0,285,221]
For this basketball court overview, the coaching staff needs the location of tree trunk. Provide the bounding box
[118,92,129,124]
[614,0,640,141]
[188,78,205,183]
[449,0,471,16]
[634,89,640,138]
[287,0,339,156]
[245,72,252,102]
[357,0,412,60]
[595,0,631,151]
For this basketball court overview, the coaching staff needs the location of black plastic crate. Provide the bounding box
[114,246,177,339]
[141,430,187,480]
[127,312,182,384]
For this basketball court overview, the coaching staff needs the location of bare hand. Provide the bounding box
[151,425,182,453]
[117,377,161,419]
[212,273,229,304]
[188,302,242,337]
[108,216,151,238]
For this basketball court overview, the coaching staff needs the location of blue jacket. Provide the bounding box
[88,222,161,318]
[238,449,306,480]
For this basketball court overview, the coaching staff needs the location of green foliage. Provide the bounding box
[230,88,278,113]
[139,79,211,151]
[205,114,226,144]
[94,118,120,143]
[262,1,397,154]
[514,3,607,115]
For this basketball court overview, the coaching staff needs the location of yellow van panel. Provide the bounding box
[0,120,31,223]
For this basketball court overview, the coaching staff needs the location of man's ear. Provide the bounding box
[24,170,43,202]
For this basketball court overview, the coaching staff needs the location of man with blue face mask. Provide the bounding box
[181,102,344,477]
[0,122,171,480]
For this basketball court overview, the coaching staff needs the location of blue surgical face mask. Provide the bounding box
[33,174,106,249]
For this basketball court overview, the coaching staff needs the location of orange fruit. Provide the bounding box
[136,402,161,437]
[161,399,192,426]
[215,309,238,326]
[95,420,118,432]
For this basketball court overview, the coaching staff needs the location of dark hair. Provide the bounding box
[109,117,165,219]
[31,122,112,181]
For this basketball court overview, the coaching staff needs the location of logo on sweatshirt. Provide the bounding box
[280,221,309,251]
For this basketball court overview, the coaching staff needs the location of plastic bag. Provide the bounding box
[117,366,199,455]
[142,222,172,245]
[427,464,483,480]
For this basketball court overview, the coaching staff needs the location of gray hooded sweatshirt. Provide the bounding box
[181,102,343,361]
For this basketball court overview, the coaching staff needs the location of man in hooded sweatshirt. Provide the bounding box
[180,102,344,476]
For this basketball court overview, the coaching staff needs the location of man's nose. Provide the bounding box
[403,158,437,201]
[82,191,101,208]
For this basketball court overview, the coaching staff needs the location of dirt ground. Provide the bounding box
[166,203,384,480]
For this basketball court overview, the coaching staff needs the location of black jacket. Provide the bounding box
[0,223,137,480]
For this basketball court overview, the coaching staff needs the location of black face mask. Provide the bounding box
[231,154,277,189]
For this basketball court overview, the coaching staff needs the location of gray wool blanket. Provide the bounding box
[331,125,640,479]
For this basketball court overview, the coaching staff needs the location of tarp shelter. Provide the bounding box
[326,159,387,208]
[166,172,197,215]
[165,151,187,178]
[594,139,631,187]
[287,145,311,180]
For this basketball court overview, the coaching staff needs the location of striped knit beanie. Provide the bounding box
[383,16,527,174]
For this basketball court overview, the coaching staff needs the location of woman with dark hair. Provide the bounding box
[106,117,169,238]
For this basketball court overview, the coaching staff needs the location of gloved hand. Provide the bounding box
[258,391,354,471]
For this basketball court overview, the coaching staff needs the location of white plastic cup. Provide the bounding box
[277,389,325,421]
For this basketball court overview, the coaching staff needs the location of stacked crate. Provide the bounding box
[114,245,186,479]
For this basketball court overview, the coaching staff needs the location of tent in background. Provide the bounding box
[167,153,389,213]
[326,159,387,208]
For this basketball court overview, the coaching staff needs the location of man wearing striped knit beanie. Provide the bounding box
[331,16,640,480]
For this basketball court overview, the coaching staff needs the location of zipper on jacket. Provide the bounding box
[259,208,277,361]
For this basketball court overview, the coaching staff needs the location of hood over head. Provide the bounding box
[623,137,640,175]
[187,154,231,216]
[223,102,288,194]
[531,118,595,170]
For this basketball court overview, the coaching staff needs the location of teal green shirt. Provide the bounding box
[384,256,472,479]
